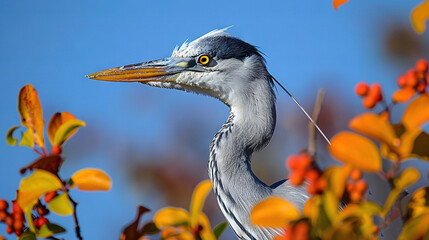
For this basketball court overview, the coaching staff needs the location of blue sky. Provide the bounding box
[1,0,428,239]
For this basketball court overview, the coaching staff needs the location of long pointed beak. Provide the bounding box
[86,57,191,82]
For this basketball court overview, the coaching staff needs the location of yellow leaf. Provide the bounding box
[19,128,34,148]
[48,112,77,145]
[382,167,420,216]
[394,167,420,190]
[349,113,397,147]
[189,180,212,228]
[18,170,62,210]
[18,84,44,148]
[324,165,352,199]
[411,0,429,34]
[154,207,190,229]
[322,191,339,223]
[53,119,86,146]
[402,94,429,131]
[197,213,216,240]
[398,209,429,240]
[251,197,300,227]
[71,168,111,191]
[333,0,349,10]
[329,132,382,172]
[48,192,74,216]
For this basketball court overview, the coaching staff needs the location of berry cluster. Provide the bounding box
[345,170,368,202]
[282,220,310,240]
[393,59,428,102]
[355,83,383,109]
[287,152,327,195]
[0,199,25,236]
[0,193,57,237]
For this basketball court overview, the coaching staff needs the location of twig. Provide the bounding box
[33,148,44,157]
[308,89,326,158]
[67,193,83,240]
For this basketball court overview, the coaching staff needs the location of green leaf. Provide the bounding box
[19,128,34,148]
[213,222,228,239]
[53,119,85,146]
[18,170,63,211]
[382,167,420,216]
[18,232,37,240]
[141,222,160,235]
[411,131,429,160]
[6,125,20,145]
[48,192,74,216]
[399,210,429,240]
[38,223,66,238]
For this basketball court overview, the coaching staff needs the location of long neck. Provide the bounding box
[208,79,277,240]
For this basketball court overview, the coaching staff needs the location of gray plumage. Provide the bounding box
[88,28,310,240]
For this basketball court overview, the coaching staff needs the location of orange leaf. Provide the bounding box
[349,113,397,147]
[329,132,381,172]
[411,0,429,34]
[18,84,45,147]
[392,88,416,103]
[48,112,76,145]
[251,197,300,227]
[402,94,429,131]
[70,168,111,191]
[333,0,349,10]
[189,180,212,229]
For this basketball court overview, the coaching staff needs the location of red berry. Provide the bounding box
[350,170,362,181]
[296,153,312,170]
[397,75,406,88]
[405,70,418,87]
[416,59,428,74]
[0,200,8,211]
[355,180,368,193]
[307,183,317,195]
[6,226,13,234]
[37,217,49,227]
[305,169,319,182]
[13,220,23,232]
[12,212,23,222]
[11,201,22,214]
[369,83,383,102]
[5,215,13,227]
[416,82,427,93]
[287,156,300,170]
[350,191,362,202]
[0,211,7,221]
[315,178,327,191]
[346,182,355,193]
[44,191,58,203]
[355,82,369,96]
[289,170,305,186]
[51,145,62,155]
[15,229,22,236]
[362,96,377,109]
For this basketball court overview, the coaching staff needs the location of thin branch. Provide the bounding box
[33,147,44,157]
[308,89,326,158]
[67,193,83,240]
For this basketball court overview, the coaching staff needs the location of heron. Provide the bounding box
[88,29,317,240]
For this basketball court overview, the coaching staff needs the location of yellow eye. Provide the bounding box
[198,55,211,65]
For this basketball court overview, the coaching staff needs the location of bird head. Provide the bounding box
[87,29,274,106]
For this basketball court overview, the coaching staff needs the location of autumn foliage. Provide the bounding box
[1,85,112,240]
[250,59,429,240]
